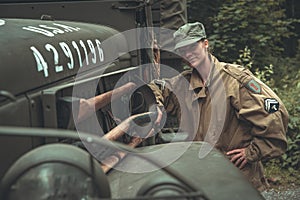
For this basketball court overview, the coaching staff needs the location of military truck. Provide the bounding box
[0,1,265,199]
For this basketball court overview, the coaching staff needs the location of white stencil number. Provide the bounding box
[31,39,105,77]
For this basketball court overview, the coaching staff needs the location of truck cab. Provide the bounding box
[0,1,265,199]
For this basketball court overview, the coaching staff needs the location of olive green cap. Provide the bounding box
[173,22,206,50]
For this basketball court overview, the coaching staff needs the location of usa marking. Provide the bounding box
[22,23,80,37]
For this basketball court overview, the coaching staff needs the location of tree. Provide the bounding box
[188,0,299,73]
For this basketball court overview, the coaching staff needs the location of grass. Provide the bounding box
[264,162,300,190]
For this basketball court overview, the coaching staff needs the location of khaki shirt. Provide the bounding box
[149,55,288,191]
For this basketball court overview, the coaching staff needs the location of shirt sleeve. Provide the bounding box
[148,79,180,117]
[236,74,289,163]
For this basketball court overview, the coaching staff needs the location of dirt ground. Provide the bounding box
[261,185,300,200]
[261,166,300,200]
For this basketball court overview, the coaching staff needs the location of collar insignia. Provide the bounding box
[154,79,166,90]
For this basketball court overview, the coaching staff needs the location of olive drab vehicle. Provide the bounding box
[0,1,264,199]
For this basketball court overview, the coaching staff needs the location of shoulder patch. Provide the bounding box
[264,98,279,113]
[246,79,261,94]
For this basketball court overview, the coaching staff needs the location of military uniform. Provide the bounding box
[149,55,288,191]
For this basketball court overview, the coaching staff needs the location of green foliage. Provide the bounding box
[209,0,298,70]
[264,160,300,187]
[188,0,299,70]
[187,0,222,32]
[275,41,300,171]
[235,46,253,69]
[236,46,275,88]
[278,71,300,170]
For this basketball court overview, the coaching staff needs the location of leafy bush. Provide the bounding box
[278,72,300,171]
[209,0,298,70]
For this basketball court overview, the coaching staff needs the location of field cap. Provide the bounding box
[173,22,206,50]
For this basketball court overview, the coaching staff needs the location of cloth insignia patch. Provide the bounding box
[246,79,261,94]
[264,98,279,113]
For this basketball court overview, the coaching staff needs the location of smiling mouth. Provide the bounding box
[188,58,197,64]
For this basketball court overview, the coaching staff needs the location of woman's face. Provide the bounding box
[177,39,209,68]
